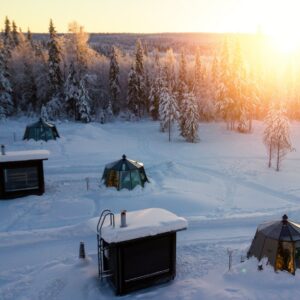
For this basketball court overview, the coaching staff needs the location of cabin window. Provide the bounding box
[120,171,131,189]
[107,170,119,188]
[4,167,39,192]
[131,170,141,189]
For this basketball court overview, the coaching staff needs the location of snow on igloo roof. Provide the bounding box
[0,150,50,163]
[88,208,188,243]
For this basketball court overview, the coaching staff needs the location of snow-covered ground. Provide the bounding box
[1,118,300,300]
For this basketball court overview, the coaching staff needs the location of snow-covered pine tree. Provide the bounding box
[77,77,91,123]
[177,50,188,107]
[194,47,202,95]
[11,21,19,48]
[211,54,219,84]
[127,66,139,117]
[134,39,145,117]
[10,30,41,114]
[23,61,38,112]
[109,46,121,115]
[0,43,13,120]
[44,95,62,121]
[3,17,13,56]
[231,39,248,132]
[149,51,163,120]
[144,70,151,113]
[159,86,179,141]
[46,20,63,119]
[193,47,214,121]
[215,39,233,129]
[164,48,176,92]
[26,29,33,44]
[135,39,144,77]
[149,76,163,121]
[183,92,199,143]
[64,62,80,120]
[179,89,189,138]
[263,105,293,171]
[40,104,49,120]
[105,100,114,122]
[48,19,63,97]
[34,43,51,111]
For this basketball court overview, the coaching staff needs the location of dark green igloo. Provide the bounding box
[23,118,60,142]
[102,155,149,190]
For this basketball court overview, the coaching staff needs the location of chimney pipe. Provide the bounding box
[1,145,5,155]
[120,210,127,228]
[79,241,86,259]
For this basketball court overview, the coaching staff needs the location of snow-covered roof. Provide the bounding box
[88,208,188,243]
[0,150,50,163]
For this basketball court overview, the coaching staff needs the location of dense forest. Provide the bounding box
[0,17,299,144]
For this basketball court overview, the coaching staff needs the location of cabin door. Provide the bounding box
[276,241,295,273]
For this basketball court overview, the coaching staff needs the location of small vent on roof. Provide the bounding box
[282,214,288,224]
[1,145,5,155]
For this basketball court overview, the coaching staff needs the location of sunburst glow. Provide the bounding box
[257,0,300,54]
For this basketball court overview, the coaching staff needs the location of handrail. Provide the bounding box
[97,209,115,280]
[97,209,113,232]
[99,212,115,237]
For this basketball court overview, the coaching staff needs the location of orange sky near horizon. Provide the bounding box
[1,0,300,37]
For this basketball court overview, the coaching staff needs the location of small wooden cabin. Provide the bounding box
[0,148,49,199]
[92,208,187,295]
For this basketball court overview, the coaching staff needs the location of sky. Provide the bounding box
[0,0,299,34]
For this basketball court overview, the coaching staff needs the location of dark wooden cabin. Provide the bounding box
[0,148,49,199]
[95,208,187,295]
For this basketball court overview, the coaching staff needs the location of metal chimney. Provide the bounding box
[120,210,127,228]
[1,145,5,155]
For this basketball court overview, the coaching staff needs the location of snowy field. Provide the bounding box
[1,118,300,300]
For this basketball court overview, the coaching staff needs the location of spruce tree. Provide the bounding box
[127,66,139,117]
[105,100,114,122]
[179,91,189,138]
[135,39,144,77]
[159,86,178,141]
[12,21,19,47]
[77,77,91,123]
[48,19,63,97]
[194,47,202,94]
[26,28,33,45]
[45,20,63,119]
[164,49,176,90]
[177,50,188,107]
[64,62,80,119]
[40,104,49,120]
[23,61,38,112]
[0,45,13,119]
[144,70,151,113]
[134,39,145,117]
[183,92,199,143]
[4,17,13,52]
[211,54,219,83]
[149,54,163,120]
[109,46,121,114]
[215,39,235,129]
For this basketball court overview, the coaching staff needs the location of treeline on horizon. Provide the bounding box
[1,17,300,138]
